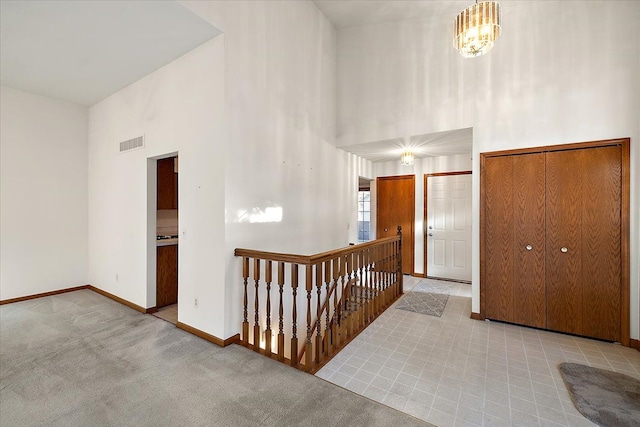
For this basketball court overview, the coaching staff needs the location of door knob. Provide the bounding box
[561,247,568,253]
[428,233,433,237]
[525,245,532,251]
[384,228,388,232]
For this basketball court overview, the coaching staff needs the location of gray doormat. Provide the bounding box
[558,362,640,427]
[395,281,450,317]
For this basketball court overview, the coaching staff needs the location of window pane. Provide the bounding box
[357,190,371,242]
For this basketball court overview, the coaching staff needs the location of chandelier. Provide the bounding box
[401,150,414,166]
[454,1,502,58]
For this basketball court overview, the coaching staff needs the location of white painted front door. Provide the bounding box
[426,174,472,281]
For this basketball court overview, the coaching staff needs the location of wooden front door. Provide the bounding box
[376,175,414,275]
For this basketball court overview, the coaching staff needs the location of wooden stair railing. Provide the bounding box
[234,227,404,374]
[296,274,357,365]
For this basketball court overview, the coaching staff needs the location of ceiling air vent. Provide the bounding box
[119,135,145,153]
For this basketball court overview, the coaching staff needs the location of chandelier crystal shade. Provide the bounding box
[401,150,414,166]
[454,1,502,58]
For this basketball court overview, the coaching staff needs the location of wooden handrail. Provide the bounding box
[236,227,403,374]
[234,235,400,266]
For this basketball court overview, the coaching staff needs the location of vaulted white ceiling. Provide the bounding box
[312,1,473,161]
[0,0,221,106]
[1,0,472,160]
[313,0,467,29]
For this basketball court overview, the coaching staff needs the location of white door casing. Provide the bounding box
[426,174,472,281]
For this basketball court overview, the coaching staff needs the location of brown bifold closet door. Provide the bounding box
[484,154,546,328]
[545,146,621,341]
[484,156,515,323]
[482,141,626,344]
[512,153,546,328]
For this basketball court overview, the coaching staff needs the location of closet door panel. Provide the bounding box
[545,150,583,335]
[484,156,514,322]
[512,153,546,328]
[581,146,621,341]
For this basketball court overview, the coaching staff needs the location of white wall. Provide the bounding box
[87,0,372,341]
[373,154,472,276]
[182,0,372,338]
[88,37,226,337]
[0,86,88,299]
[337,1,640,338]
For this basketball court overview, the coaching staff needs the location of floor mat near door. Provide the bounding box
[395,280,450,317]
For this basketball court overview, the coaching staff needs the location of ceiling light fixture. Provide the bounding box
[454,1,502,58]
[401,150,414,166]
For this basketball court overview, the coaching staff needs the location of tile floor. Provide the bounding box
[316,277,640,427]
[152,303,178,324]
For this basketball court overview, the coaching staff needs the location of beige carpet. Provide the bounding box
[1,290,434,427]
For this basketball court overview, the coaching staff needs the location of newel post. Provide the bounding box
[397,226,403,295]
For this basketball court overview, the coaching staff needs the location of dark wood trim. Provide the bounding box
[480,138,627,158]
[1,284,242,348]
[176,322,240,347]
[426,171,473,177]
[0,285,90,305]
[620,140,630,347]
[480,138,631,346]
[236,235,399,266]
[424,171,473,280]
[470,312,484,321]
[87,285,147,313]
[479,153,487,319]
[0,284,156,317]
[630,339,639,352]
[377,174,415,180]
[412,273,426,278]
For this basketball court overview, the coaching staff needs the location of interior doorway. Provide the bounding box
[147,153,179,324]
[424,172,472,282]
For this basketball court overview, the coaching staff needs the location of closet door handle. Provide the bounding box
[561,247,568,253]
[525,245,532,251]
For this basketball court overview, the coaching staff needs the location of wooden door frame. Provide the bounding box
[146,152,179,313]
[376,175,415,275]
[479,138,630,346]
[424,171,473,281]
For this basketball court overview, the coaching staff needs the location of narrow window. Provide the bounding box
[358,190,371,243]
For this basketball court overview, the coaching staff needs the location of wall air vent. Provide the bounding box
[119,136,145,153]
